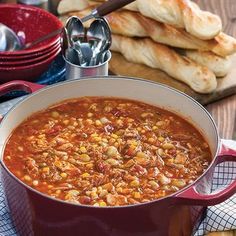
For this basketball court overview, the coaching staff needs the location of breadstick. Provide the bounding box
[184,50,232,77]
[111,34,217,94]
[185,50,232,77]
[131,0,222,40]
[88,0,222,40]
[57,0,89,14]
[70,8,236,57]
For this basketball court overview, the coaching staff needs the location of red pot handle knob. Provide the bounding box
[175,140,236,206]
[0,80,46,121]
[0,80,45,96]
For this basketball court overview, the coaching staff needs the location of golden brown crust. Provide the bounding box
[111,34,217,93]
[124,0,222,40]
[184,50,232,77]
[69,7,236,57]
[72,0,222,39]
[57,0,89,14]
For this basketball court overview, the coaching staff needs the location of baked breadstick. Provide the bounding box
[111,34,217,94]
[137,0,222,39]
[89,0,222,40]
[57,0,89,14]
[184,50,232,77]
[71,8,236,57]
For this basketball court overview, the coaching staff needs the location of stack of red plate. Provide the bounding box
[0,4,63,82]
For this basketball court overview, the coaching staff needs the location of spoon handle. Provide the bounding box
[97,0,136,16]
[81,0,136,22]
[22,28,62,50]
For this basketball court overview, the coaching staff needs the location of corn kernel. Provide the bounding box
[80,146,87,153]
[157,148,164,156]
[172,179,186,188]
[81,173,90,178]
[100,117,109,124]
[158,136,165,142]
[80,154,91,162]
[42,167,50,173]
[114,142,119,148]
[86,163,94,169]
[87,112,93,118]
[60,173,67,178]
[149,180,159,190]
[130,180,140,188]
[51,111,59,118]
[91,192,98,199]
[106,146,118,157]
[111,134,118,139]
[23,175,31,182]
[148,138,155,144]
[55,190,61,195]
[99,189,108,198]
[106,158,119,166]
[152,126,158,130]
[116,187,123,193]
[32,180,39,186]
[97,187,103,193]
[99,201,107,207]
[93,137,102,142]
[63,120,70,125]
[95,120,102,126]
[162,143,175,150]
[133,192,141,199]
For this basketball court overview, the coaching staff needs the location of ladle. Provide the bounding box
[0,23,62,52]
[0,23,22,51]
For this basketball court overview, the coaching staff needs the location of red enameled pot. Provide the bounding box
[0,77,235,236]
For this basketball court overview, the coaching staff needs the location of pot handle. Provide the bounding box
[0,80,45,97]
[175,140,236,206]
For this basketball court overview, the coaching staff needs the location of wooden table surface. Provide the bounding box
[198,0,236,142]
[1,0,236,235]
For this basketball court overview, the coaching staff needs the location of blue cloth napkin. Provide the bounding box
[195,139,236,235]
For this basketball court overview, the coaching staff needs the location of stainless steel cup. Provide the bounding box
[64,50,111,80]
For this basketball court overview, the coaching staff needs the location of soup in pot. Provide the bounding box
[4,97,211,206]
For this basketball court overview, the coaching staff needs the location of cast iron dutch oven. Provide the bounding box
[0,77,235,236]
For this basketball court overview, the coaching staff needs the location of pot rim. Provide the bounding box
[0,76,220,209]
